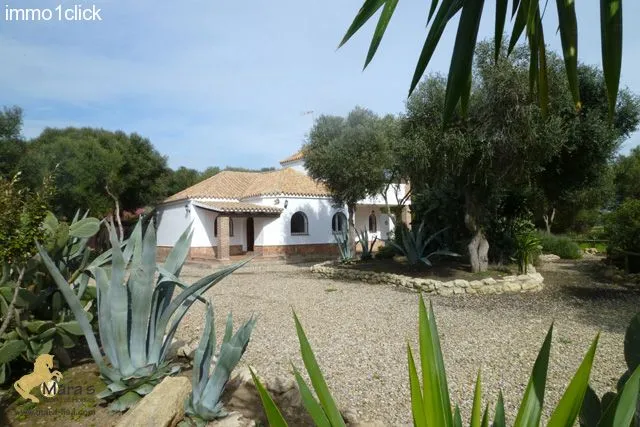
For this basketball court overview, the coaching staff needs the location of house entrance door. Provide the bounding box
[246,217,254,252]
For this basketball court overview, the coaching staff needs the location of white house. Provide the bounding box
[155,151,410,260]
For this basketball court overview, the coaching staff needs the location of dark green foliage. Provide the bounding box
[375,245,397,260]
[615,147,640,202]
[0,173,54,265]
[537,232,583,260]
[605,199,640,272]
[20,127,169,218]
[0,106,26,180]
[0,206,103,384]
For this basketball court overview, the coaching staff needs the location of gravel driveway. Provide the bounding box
[175,257,640,426]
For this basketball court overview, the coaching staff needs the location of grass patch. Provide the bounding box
[536,232,583,259]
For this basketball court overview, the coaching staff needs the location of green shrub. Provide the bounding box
[512,231,542,274]
[375,244,397,259]
[606,199,640,272]
[537,232,583,259]
[573,209,602,234]
[606,199,640,254]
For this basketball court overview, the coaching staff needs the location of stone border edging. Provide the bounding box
[310,261,544,295]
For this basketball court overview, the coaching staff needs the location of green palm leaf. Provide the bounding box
[600,0,623,118]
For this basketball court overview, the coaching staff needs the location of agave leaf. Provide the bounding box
[547,333,599,427]
[122,219,142,268]
[471,370,483,427]
[129,222,157,369]
[339,0,386,48]
[536,14,549,116]
[453,405,463,427]
[493,391,506,427]
[152,260,251,364]
[90,266,119,371]
[293,364,331,427]
[600,0,622,118]
[105,221,134,378]
[514,324,553,427]
[108,391,141,412]
[192,303,216,404]
[134,383,155,396]
[494,0,508,62]
[250,368,289,427]
[408,343,427,427]
[163,224,194,277]
[364,0,399,69]
[293,311,345,427]
[36,242,114,380]
[200,316,256,414]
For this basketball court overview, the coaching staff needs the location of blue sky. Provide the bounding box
[1,1,639,170]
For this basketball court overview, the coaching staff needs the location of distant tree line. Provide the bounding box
[0,107,274,219]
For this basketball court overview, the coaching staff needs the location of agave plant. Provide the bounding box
[181,303,256,426]
[389,221,460,266]
[513,230,542,274]
[251,295,640,426]
[334,231,353,262]
[355,228,377,261]
[37,218,250,411]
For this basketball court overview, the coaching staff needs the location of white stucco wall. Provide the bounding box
[354,206,393,241]
[156,201,192,247]
[251,196,347,246]
[156,200,246,250]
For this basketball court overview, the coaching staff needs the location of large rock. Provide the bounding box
[116,376,191,427]
[539,254,560,262]
[208,412,256,427]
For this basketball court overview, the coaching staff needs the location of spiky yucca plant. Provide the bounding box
[181,303,256,426]
[513,231,542,274]
[37,218,250,411]
[334,231,353,262]
[355,228,377,260]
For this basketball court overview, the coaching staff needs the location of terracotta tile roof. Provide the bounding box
[194,201,282,215]
[279,151,304,164]
[163,168,331,203]
[242,168,331,198]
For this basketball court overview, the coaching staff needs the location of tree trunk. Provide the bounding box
[347,203,358,256]
[465,192,489,273]
[467,229,489,273]
[543,207,556,234]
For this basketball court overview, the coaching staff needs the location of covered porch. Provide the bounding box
[193,201,282,260]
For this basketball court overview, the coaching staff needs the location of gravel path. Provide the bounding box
[175,257,640,426]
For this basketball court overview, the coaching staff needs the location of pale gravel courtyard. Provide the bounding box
[175,257,640,426]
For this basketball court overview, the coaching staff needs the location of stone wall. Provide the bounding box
[310,261,544,295]
[254,243,339,257]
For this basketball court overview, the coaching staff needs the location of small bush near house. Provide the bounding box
[375,245,397,259]
[537,232,583,260]
[606,199,640,272]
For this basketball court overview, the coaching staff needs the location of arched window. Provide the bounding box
[290,211,308,235]
[214,217,234,237]
[368,211,377,232]
[332,212,347,233]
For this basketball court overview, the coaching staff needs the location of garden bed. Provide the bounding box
[311,259,544,295]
